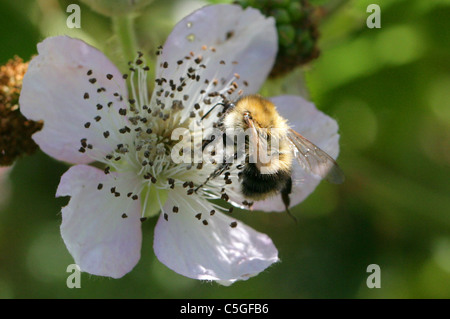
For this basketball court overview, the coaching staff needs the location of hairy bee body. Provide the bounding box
[222,95,294,204]
[240,162,291,200]
[200,94,344,217]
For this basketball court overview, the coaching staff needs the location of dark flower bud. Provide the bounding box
[0,57,43,166]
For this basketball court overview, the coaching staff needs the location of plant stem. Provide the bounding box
[323,0,350,20]
[112,15,138,64]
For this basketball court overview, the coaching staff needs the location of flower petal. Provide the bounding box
[20,36,128,164]
[252,95,341,212]
[153,192,278,284]
[154,4,277,123]
[57,164,142,278]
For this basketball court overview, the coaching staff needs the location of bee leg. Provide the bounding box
[284,206,297,224]
[194,163,231,193]
[201,136,215,151]
[194,170,217,192]
[281,177,297,223]
[194,178,207,193]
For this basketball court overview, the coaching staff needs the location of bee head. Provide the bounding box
[224,95,289,132]
[243,111,259,130]
[243,111,252,120]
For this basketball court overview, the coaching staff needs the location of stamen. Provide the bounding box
[75,49,253,232]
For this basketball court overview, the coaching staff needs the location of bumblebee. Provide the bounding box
[200,95,344,218]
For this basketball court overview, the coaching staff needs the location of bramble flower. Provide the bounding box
[19,4,340,285]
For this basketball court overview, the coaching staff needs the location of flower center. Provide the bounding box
[80,47,252,224]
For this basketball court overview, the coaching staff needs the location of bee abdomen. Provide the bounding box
[241,163,291,200]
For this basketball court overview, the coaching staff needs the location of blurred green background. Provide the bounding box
[0,0,449,298]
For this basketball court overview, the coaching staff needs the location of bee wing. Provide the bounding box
[287,129,344,184]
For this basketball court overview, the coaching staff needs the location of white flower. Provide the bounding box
[19,4,340,285]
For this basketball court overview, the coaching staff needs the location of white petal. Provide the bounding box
[252,95,341,212]
[153,192,278,283]
[57,165,142,278]
[154,4,277,123]
[20,36,129,164]
[274,96,340,158]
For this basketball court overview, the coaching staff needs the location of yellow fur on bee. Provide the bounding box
[223,95,293,174]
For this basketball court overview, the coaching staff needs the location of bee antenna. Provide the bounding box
[201,102,232,121]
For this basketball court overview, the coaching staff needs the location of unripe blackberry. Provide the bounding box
[235,0,320,77]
